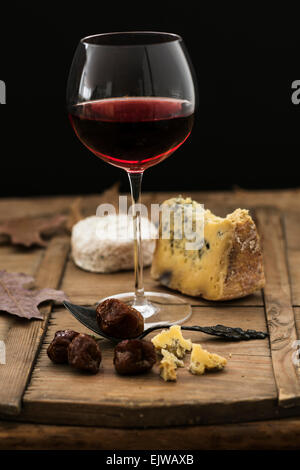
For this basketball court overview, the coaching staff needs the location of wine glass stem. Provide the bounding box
[128,171,145,305]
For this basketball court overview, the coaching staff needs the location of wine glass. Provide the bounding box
[67,31,196,326]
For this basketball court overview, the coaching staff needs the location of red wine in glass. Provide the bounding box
[69,97,194,171]
[67,32,197,326]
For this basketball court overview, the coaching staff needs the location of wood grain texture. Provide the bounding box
[0,236,69,416]
[1,417,300,450]
[1,188,300,221]
[294,308,300,338]
[19,305,277,428]
[256,208,300,407]
[283,212,300,306]
[1,191,300,437]
[0,246,44,351]
[61,261,263,307]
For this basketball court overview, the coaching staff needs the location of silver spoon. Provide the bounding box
[63,301,268,343]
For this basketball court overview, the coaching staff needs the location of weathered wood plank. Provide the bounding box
[256,208,300,407]
[61,261,263,307]
[294,307,300,338]
[1,188,300,222]
[0,246,45,384]
[1,417,300,450]
[283,212,300,306]
[0,236,69,416]
[0,245,44,275]
[1,192,300,429]
[19,305,276,427]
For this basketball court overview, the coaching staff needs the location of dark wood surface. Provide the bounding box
[1,189,300,449]
[0,236,69,416]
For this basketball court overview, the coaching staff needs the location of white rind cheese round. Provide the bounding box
[151,197,265,301]
[71,215,157,273]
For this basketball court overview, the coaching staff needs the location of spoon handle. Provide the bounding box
[139,324,268,341]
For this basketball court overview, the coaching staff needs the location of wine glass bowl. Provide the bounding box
[69,97,194,172]
[67,32,197,326]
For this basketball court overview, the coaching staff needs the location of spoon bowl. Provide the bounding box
[63,301,269,343]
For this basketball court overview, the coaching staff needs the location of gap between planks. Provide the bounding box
[256,208,300,408]
[1,199,299,424]
[282,212,300,307]
[0,236,70,416]
[18,304,275,428]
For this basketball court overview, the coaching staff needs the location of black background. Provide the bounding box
[0,3,299,197]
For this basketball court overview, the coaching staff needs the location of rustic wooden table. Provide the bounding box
[1,188,300,450]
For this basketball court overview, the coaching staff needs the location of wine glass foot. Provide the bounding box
[98,291,192,328]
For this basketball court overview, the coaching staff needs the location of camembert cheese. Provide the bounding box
[72,215,156,273]
[159,349,184,382]
[151,197,265,300]
[151,325,192,358]
[189,344,227,375]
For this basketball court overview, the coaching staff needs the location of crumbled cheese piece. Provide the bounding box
[189,344,227,375]
[159,349,184,382]
[159,358,177,381]
[161,348,184,367]
[151,325,192,358]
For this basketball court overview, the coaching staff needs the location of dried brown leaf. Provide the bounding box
[0,270,68,320]
[0,214,67,247]
[0,184,121,247]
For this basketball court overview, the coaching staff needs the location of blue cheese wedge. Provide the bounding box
[151,197,265,300]
[151,325,192,359]
[189,344,227,375]
[159,349,184,382]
